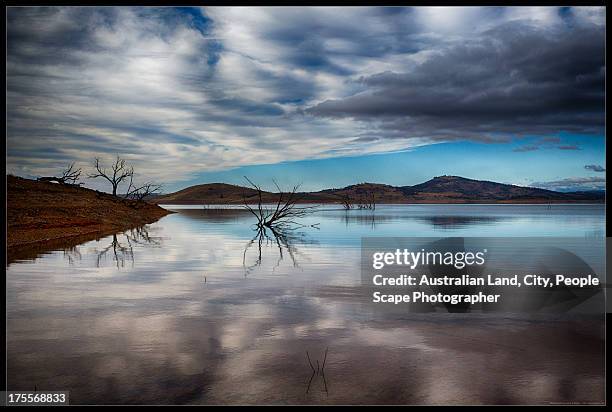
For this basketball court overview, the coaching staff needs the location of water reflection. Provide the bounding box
[339,213,504,230]
[243,225,319,275]
[6,205,606,405]
[414,215,504,228]
[174,208,252,223]
[341,211,379,229]
[63,246,82,265]
[94,226,162,269]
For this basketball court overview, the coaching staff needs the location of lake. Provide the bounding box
[6,204,606,405]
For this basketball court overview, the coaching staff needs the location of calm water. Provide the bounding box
[7,204,606,405]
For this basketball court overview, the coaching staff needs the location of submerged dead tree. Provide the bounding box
[306,347,329,395]
[241,177,319,275]
[340,193,353,210]
[357,192,377,210]
[242,176,317,230]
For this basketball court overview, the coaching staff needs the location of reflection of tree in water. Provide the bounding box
[342,211,379,229]
[95,225,162,269]
[340,213,504,230]
[63,246,82,265]
[242,225,317,276]
[241,177,320,275]
[96,234,133,268]
[126,226,162,247]
[415,215,503,229]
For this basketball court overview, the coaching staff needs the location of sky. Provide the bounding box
[6,6,606,193]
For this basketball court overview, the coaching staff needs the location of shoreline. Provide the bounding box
[157,200,605,206]
[7,175,173,263]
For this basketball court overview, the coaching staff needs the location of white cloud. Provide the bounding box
[6,6,605,191]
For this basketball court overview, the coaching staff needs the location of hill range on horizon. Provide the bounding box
[155,175,605,205]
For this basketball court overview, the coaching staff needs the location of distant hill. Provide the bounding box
[155,175,605,204]
[398,175,593,202]
[151,183,262,204]
[563,190,606,201]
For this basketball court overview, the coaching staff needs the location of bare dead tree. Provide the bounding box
[369,192,377,210]
[340,193,353,210]
[242,176,318,230]
[125,177,163,202]
[241,177,318,276]
[59,163,82,185]
[88,156,134,196]
[357,192,377,210]
[38,163,82,185]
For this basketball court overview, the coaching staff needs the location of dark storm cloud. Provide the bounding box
[245,7,421,70]
[306,18,605,142]
[6,6,606,186]
[585,164,605,172]
[513,136,576,153]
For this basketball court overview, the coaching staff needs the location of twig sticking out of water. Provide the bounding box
[242,176,318,231]
[306,351,315,373]
[322,347,328,372]
[305,347,330,395]
[306,347,329,376]
[306,370,315,394]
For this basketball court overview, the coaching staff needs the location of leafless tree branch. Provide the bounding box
[357,192,377,210]
[38,163,82,186]
[340,193,353,210]
[88,155,134,196]
[242,176,318,231]
[126,181,163,201]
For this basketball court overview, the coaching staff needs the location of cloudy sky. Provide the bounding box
[6,6,606,192]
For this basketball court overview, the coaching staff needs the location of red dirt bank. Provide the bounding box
[7,175,172,260]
